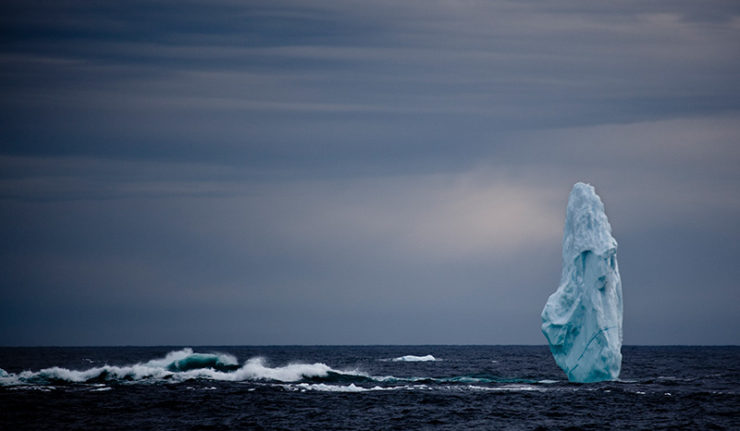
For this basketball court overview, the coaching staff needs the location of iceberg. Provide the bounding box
[541,183,623,383]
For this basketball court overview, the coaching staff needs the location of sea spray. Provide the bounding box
[0,348,368,385]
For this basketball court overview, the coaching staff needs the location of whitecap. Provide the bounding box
[471,384,544,392]
[283,383,416,392]
[289,383,372,392]
[91,386,111,392]
[0,349,372,386]
[283,383,388,392]
[391,355,437,362]
[179,357,367,383]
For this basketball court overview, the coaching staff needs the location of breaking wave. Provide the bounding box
[0,348,565,394]
[0,348,366,386]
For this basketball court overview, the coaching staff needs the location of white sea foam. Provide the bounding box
[8,385,55,392]
[91,386,112,392]
[391,355,437,362]
[465,384,544,392]
[179,357,357,382]
[0,348,554,394]
[283,383,548,393]
[0,350,366,385]
[284,383,429,392]
[290,383,375,392]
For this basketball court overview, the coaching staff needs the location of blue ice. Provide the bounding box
[541,183,623,383]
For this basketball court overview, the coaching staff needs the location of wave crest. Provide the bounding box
[152,348,238,372]
[0,349,366,386]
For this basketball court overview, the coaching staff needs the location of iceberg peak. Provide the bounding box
[562,183,617,262]
[541,182,623,383]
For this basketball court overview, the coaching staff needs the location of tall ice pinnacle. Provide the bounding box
[541,182,623,383]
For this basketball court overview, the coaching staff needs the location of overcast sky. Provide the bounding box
[1,0,739,345]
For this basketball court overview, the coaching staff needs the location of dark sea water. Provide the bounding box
[0,345,738,430]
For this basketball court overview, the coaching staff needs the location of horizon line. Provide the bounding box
[1,344,738,348]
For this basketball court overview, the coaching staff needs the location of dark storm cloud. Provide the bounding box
[0,1,739,345]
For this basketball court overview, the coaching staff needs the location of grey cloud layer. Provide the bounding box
[3,0,739,164]
[1,1,739,345]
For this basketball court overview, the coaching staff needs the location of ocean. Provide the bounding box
[1,345,738,430]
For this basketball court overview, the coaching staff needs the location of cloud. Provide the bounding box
[316,175,562,260]
[3,0,739,165]
[1,1,739,344]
